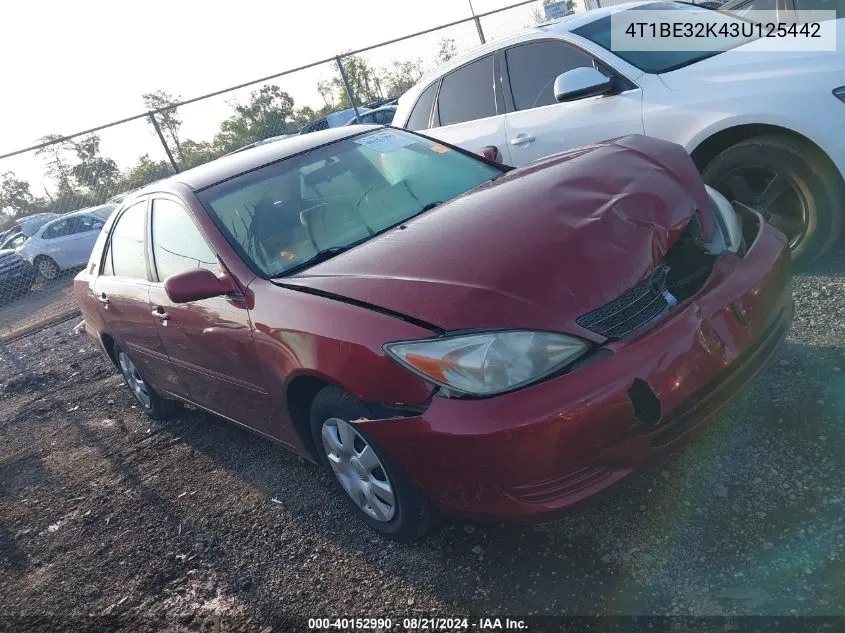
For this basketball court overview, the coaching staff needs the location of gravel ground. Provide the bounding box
[0,249,844,631]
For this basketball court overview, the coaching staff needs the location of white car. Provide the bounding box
[392,1,845,265]
[19,205,114,280]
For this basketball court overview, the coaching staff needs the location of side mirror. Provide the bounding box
[554,67,615,103]
[165,268,238,304]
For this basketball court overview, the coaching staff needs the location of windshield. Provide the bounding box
[197,129,502,278]
[573,3,751,74]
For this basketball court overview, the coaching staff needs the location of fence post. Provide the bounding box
[148,113,180,173]
[468,0,487,44]
[336,56,362,123]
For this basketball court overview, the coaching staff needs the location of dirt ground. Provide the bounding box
[1,251,844,632]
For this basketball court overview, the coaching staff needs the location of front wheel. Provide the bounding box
[702,135,844,268]
[309,386,436,542]
[35,256,60,281]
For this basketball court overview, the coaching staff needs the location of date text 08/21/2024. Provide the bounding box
[307,617,528,630]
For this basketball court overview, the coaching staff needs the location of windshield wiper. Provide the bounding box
[274,245,354,277]
[417,201,443,214]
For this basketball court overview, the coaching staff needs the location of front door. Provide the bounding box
[147,197,275,433]
[501,40,644,166]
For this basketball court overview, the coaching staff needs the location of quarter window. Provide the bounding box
[436,56,496,126]
[405,82,439,131]
[505,42,596,110]
[106,201,148,279]
[151,199,218,280]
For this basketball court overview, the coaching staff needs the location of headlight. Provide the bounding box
[834,86,845,104]
[704,185,742,254]
[384,330,589,396]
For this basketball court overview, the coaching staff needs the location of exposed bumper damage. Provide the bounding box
[357,208,792,519]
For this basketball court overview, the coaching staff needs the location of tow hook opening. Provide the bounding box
[628,379,662,428]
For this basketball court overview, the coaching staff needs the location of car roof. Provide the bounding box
[141,125,383,193]
[397,0,658,108]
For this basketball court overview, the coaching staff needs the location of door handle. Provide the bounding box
[97,293,110,308]
[152,307,170,324]
[510,134,536,147]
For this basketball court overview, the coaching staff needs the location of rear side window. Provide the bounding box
[405,82,439,131]
[151,199,218,280]
[437,56,496,126]
[505,42,596,110]
[107,201,148,279]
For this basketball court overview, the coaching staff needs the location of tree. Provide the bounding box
[331,55,383,108]
[143,90,185,164]
[380,59,426,98]
[0,172,44,221]
[70,134,119,199]
[180,139,222,169]
[214,85,297,153]
[35,134,75,196]
[434,37,459,66]
[119,154,173,191]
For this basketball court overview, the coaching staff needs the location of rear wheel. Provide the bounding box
[34,256,60,281]
[309,386,436,541]
[114,343,176,420]
[702,135,844,268]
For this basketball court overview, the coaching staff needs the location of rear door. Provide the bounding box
[92,199,184,395]
[501,40,644,165]
[146,196,275,433]
[416,55,513,164]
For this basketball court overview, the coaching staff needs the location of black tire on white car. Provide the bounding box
[702,135,844,268]
[309,385,436,542]
[34,256,60,281]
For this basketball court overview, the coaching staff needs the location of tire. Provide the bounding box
[34,256,60,281]
[702,135,844,269]
[309,385,436,542]
[113,343,177,421]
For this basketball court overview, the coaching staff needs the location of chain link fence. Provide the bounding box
[0,0,566,374]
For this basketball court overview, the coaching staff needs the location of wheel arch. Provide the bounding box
[689,123,844,188]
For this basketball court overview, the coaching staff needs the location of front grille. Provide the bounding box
[576,272,670,339]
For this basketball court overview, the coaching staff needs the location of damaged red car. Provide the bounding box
[75,126,792,541]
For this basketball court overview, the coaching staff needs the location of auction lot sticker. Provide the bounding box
[355,130,416,153]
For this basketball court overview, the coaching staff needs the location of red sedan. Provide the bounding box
[75,126,792,541]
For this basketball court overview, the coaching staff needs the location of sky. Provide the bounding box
[0,0,546,192]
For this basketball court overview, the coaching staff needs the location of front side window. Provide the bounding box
[42,219,70,239]
[506,42,597,110]
[197,129,502,278]
[106,201,148,279]
[436,56,497,126]
[151,199,218,280]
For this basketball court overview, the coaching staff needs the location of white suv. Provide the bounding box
[392,1,845,266]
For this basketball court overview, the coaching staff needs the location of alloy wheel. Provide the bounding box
[118,351,152,409]
[37,258,58,280]
[321,417,396,522]
[713,166,809,251]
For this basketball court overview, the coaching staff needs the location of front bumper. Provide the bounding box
[360,214,793,519]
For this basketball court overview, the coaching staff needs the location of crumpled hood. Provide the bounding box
[283,135,712,338]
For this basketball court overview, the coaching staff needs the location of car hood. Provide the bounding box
[660,19,845,90]
[283,135,712,339]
